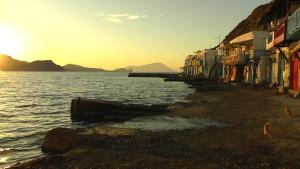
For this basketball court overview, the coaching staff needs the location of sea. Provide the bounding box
[0,72,195,168]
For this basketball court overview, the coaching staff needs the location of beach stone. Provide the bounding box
[42,128,80,153]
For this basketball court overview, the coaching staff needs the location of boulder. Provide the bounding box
[42,128,80,153]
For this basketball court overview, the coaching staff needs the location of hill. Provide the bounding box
[224,0,300,44]
[111,68,133,72]
[126,63,176,73]
[63,64,107,72]
[0,55,64,71]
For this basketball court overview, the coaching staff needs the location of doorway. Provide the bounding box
[290,53,300,91]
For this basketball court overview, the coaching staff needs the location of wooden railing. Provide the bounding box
[224,53,249,65]
[287,7,300,41]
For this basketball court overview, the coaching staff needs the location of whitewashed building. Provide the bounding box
[225,31,269,85]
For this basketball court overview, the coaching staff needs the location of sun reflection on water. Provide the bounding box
[0,157,9,163]
[0,148,10,152]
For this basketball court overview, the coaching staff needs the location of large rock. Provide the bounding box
[70,98,169,121]
[42,128,80,153]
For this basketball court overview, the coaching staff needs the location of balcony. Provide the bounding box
[192,59,199,66]
[273,19,287,46]
[224,53,248,65]
[287,7,300,41]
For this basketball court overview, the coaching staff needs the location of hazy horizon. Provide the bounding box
[0,0,270,71]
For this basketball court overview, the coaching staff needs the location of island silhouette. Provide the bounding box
[0,54,175,72]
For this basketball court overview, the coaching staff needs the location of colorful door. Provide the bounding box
[291,54,299,91]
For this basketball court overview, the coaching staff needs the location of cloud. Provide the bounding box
[108,13,129,18]
[127,15,148,20]
[103,17,123,23]
[94,12,148,23]
[127,15,140,20]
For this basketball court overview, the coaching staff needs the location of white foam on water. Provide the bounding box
[111,116,226,132]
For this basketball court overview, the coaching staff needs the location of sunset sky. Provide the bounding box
[0,0,270,70]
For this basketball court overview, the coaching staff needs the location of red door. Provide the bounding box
[291,54,299,91]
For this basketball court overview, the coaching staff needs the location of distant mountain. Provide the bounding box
[111,68,133,72]
[126,63,176,73]
[0,54,64,71]
[0,55,176,73]
[63,64,106,72]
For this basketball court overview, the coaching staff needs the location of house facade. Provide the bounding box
[197,49,217,79]
[224,31,269,85]
[182,55,196,76]
[180,1,300,97]
[287,7,300,96]
[182,54,202,77]
[265,22,290,91]
[265,6,300,96]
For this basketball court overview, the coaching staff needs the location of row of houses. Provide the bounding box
[181,6,300,97]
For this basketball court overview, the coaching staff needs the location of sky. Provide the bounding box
[0,0,270,71]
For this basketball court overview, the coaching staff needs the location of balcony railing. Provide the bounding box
[192,60,199,65]
[287,7,300,41]
[224,53,248,65]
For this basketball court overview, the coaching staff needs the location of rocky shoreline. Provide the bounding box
[8,84,300,169]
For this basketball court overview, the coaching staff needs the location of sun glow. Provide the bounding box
[0,26,23,58]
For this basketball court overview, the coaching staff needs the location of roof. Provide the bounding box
[230,31,270,45]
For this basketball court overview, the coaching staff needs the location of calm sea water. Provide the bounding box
[0,72,194,168]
